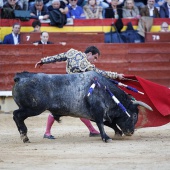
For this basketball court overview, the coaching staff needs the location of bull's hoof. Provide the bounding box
[124,133,133,136]
[23,137,30,143]
[114,133,124,139]
[20,134,30,143]
[106,138,112,143]
[102,138,112,143]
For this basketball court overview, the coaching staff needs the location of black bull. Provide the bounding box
[12,71,149,143]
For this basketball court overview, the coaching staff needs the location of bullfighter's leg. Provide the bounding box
[80,118,100,137]
[13,108,45,143]
[44,114,55,139]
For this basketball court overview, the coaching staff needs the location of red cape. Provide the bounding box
[120,76,170,128]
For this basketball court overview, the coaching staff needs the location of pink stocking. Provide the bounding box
[44,114,55,136]
[80,118,99,134]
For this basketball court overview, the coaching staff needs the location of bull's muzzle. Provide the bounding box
[124,130,134,136]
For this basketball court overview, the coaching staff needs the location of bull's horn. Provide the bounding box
[132,100,153,111]
[116,124,122,132]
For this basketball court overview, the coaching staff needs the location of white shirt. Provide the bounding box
[41,41,47,44]
[12,33,19,45]
[148,5,154,17]
[37,10,41,16]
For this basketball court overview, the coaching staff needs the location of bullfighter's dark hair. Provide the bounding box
[84,46,100,56]
[32,20,41,28]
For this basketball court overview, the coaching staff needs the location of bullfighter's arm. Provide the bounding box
[41,53,67,64]
[91,67,118,79]
[80,59,118,79]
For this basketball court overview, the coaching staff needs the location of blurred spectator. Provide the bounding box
[30,0,49,20]
[0,0,3,19]
[43,0,52,6]
[104,0,125,7]
[140,0,160,17]
[32,20,41,32]
[159,0,170,18]
[83,0,103,19]
[28,0,35,9]
[67,0,86,19]
[18,0,29,10]
[62,0,69,5]
[154,0,165,10]
[0,0,3,8]
[122,0,140,18]
[3,0,22,10]
[77,0,110,9]
[134,0,146,9]
[137,16,153,41]
[160,22,169,32]
[105,0,123,18]
[3,23,21,44]
[29,0,51,7]
[48,0,68,27]
[48,0,68,15]
[33,31,53,44]
[77,0,85,6]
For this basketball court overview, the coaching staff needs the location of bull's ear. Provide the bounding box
[132,100,153,111]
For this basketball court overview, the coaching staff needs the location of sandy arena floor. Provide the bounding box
[0,112,169,170]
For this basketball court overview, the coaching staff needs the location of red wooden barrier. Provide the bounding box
[20,32,104,44]
[145,32,170,42]
[1,18,170,27]
[0,43,170,90]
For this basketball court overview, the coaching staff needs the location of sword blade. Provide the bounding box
[123,78,139,82]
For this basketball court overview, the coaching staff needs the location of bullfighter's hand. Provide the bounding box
[35,61,43,68]
[117,74,124,80]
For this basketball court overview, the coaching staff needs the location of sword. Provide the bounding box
[122,78,139,82]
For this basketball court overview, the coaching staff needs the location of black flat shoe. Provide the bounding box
[43,134,55,139]
[89,132,100,137]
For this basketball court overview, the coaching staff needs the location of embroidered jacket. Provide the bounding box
[41,48,118,79]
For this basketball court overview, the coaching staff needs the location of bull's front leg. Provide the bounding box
[104,121,123,138]
[96,121,112,143]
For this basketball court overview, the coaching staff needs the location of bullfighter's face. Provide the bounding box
[86,52,99,63]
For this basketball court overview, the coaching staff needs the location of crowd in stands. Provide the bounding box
[0,0,170,44]
[0,0,170,21]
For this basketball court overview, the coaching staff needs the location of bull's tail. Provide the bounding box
[14,76,20,83]
[53,115,62,123]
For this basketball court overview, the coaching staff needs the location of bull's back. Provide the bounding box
[12,71,102,110]
[12,71,128,117]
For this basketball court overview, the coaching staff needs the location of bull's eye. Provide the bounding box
[133,113,137,120]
